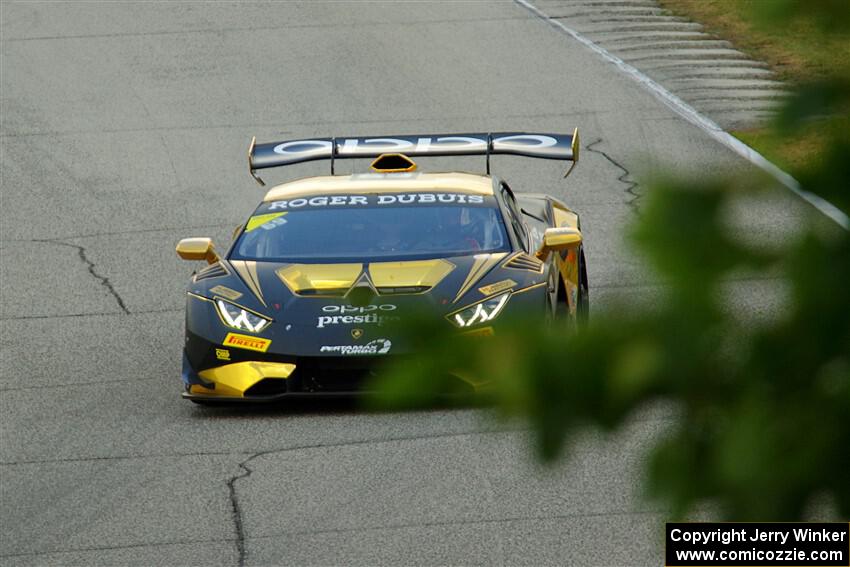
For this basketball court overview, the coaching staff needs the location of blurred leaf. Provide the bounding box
[369,0,850,522]
[753,0,850,34]
[774,80,850,133]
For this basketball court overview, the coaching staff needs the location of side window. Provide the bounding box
[500,183,528,251]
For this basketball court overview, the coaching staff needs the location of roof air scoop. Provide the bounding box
[370,153,417,173]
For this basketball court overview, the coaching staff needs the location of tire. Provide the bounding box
[546,262,560,323]
[553,247,589,327]
[576,248,590,326]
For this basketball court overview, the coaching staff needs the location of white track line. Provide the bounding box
[515,0,849,230]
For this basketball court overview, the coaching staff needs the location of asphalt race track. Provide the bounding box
[1,2,813,565]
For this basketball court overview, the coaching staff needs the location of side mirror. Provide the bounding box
[232,224,243,240]
[176,237,220,264]
[536,227,582,260]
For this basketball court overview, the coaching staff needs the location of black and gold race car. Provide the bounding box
[176,132,588,402]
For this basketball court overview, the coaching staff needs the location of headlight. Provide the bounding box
[450,292,510,328]
[215,299,271,333]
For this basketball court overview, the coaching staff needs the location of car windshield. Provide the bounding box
[230,192,510,262]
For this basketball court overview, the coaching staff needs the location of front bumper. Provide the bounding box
[181,350,489,402]
[182,348,400,401]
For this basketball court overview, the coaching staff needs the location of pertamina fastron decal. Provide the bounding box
[320,339,392,355]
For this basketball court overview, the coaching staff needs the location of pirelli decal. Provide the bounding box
[223,332,271,353]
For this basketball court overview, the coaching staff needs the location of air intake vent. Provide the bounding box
[244,378,288,397]
[370,153,417,173]
[376,286,430,295]
[194,262,228,282]
[504,253,544,273]
[296,288,349,297]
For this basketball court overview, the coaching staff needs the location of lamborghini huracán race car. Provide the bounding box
[176,132,588,402]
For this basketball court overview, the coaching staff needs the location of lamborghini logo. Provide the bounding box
[351,328,364,340]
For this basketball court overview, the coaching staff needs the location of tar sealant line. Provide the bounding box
[514,0,850,230]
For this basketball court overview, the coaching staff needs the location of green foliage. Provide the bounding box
[754,0,850,35]
[368,0,850,521]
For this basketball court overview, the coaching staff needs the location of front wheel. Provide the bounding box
[553,247,589,328]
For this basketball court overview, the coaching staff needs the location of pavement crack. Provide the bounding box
[243,508,662,542]
[36,239,130,314]
[0,222,234,243]
[0,307,180,321]
[0,450,251,467]
[220,425,515,566]
[3,16,525,44]
[0,376,160,393]
[0,508,661,560]
[227,452,264,567]
[0,423,675,467]
[586,138,641,211]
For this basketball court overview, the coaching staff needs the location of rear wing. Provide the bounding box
[248,129,579,185]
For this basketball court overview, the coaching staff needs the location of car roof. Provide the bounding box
[262,172,495,202]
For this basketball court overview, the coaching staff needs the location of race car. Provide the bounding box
[176,132,588,402]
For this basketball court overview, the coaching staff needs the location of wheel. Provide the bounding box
[546,262,560,323]
[576,247,590,326]
[553,247,589,328]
